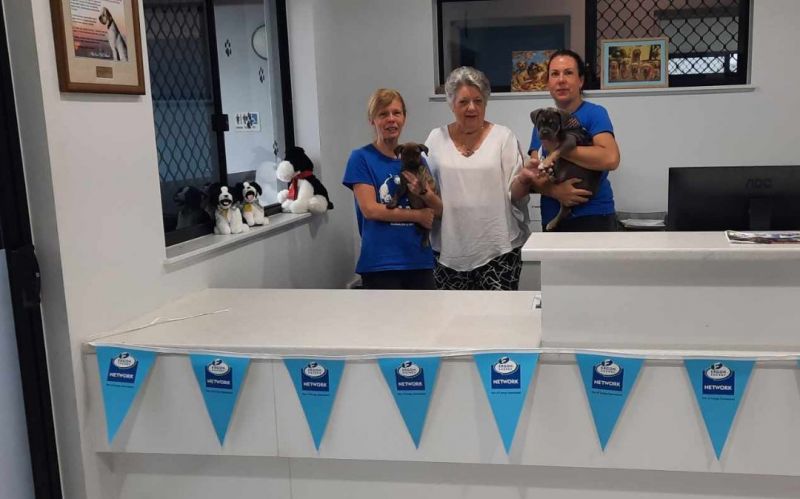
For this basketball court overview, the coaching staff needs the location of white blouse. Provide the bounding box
[425,123,531,272]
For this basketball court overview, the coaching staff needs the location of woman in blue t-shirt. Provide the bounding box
[342,89,442,289]
[512,50,621,231]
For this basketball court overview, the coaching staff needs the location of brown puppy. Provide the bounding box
[388,142,436,246]
[531,107,599,231]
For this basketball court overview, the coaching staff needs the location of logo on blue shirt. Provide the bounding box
[395,361,425,391]
[491,356,521,390]
[107,352,138,384]
[702,362,735,396]
[205,359,233,391]
[301,362,329,392]
[592,359,624,392]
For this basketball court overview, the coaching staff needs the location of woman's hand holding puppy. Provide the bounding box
[513,155,592,207]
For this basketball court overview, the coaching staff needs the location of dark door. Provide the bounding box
[0,2,63,497]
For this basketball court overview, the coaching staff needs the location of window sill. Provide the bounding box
[164,212,311,269]
[428,84,755,101]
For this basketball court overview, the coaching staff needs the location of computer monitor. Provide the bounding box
[666,165,800,231]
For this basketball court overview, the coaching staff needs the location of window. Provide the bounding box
[144,0,294,246]
[435,0,750,92]
[590,0,750,88]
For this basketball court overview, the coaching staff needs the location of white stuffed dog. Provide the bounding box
[234,181,268,226]
[276,146,333,214]
[212,185,249,235]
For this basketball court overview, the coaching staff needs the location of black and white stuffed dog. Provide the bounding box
[234,181,268,226]
[209,184,249,235]
[276,146,334,214]
[173,185,210,229]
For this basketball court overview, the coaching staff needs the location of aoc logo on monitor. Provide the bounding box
[107,352,139,384]
[702,362,735,396]
[592,359,624,392]
[395,361,425,391]
[205,359,233,391]
[301,362,329,392]
[745,178,772,190]
[491,356,521,389]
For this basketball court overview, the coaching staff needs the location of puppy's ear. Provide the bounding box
[393,145,405,157]
[417,144,429,155]
[558,109,572,127]
[530,109,543,125]
[250,181,262,195]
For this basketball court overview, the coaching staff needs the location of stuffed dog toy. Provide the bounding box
[531,107,599,231]
[276,146,333,214]
[387,142,435,246]
[98,7,128,61]
[234,181,268,226]
[210,184,249,235]
[173,185,210,229]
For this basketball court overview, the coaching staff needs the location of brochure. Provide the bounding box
[725,230,800,244]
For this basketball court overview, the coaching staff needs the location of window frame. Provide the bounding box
[435,0,751,93]
[149,0,295,247]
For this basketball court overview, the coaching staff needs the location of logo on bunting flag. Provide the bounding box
[96,347,157,444]
[684,359,754,459]
[190,354,250,445]
[378,357,441,448]
[106,352,139,385]
[592,359,624,392]
[284,359,345,450]
[474,353,539,454]
[395,361,425,391]
[301,362,330,392]
[576,354,644,451]
[205,358,234,391]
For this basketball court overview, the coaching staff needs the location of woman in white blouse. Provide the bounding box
[425,66,531,290]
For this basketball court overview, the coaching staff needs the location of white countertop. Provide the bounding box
[522,231,800,261]
[87,289,541,356]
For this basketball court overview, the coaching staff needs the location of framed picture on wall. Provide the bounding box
[510,50,555,92]
[600,37,668,90]
[49,0,145,94]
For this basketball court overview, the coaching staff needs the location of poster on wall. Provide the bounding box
[510,50,554,92]
[49,0,145,93]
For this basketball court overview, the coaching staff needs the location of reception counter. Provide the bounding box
[522,231,800,349]
[82,234,800,498]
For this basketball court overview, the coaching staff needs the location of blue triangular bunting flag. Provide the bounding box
[473,353,539,453]
[284,359,345,450]
[378,357,441,448]
[189,354,250,445]
[96,347,157,443]
[576,354,644,450]
[684,359,754,459]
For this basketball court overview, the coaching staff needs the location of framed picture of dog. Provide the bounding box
[49,0,145,94]
[600,37,669,90]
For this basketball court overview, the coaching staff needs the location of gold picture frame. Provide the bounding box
[49,0,145,94]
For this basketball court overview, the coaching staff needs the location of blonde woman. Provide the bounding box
[342,89,442,289]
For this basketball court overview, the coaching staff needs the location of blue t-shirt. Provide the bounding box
[529,101,616,226]
[342,144,434,274]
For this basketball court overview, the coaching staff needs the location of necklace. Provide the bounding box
[452,124,485,157]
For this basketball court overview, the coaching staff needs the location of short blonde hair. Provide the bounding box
[367,88,407,122]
